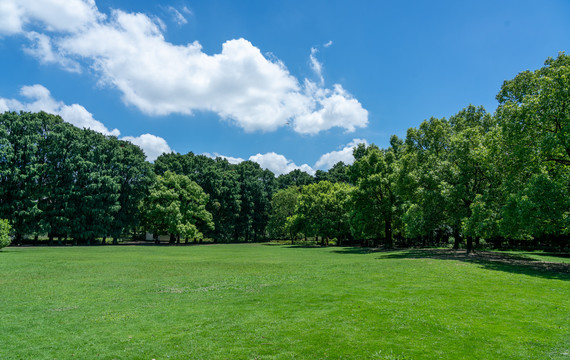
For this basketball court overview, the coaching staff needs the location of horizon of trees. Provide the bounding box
[1,53,568,251]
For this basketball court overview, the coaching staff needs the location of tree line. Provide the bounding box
[0,54,568,250]
[269,54,570,252]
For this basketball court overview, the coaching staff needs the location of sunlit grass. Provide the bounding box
[1,244,568,359]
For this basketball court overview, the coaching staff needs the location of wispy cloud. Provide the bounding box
[309,47,324,86]
[168,6,188,25]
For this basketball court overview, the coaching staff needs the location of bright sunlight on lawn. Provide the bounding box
[1,244,568,359]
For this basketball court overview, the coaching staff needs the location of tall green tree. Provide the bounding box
[66,130,122,244]
[494,53,570,243]
[267,186,300,241]
[399,119,452,245]
[0,112,44,243]
[349,140,401,247]
[294,181,352,245]
[154,153,241,242]
[108,138,155,244]
[141,171,213,243]
[276,169,314,190]
[235,161,275,241]
[315,162,350,184]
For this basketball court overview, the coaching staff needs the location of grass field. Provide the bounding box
[1,244,568,359]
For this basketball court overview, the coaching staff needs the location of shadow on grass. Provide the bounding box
[282,244,323,249]
[333,247,569,281]
[521,252,570,259]
[380,249,569,281]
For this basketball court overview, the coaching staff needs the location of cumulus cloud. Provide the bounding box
[294,82,368,134]
[0,1,368,134]
[201,138,369,176]
[0,84,120,136]
[249,152,315,176]
[324,40,333,48]
[121,134,173,162]
[0,84,172,161]
[0,0,102,34]
[315,138,368,169]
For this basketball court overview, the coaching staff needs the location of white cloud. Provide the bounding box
[324,40,333,48]
[24,31,81,72]
[0,0,24,34]
[0,2,368,135]
[121,134,172,162]
[0,84,120,136]
[294,81,368,134]
[0,0,102,34]
[215,153,245,164]
[0,84,172,161]
[202,152,245,165]
[249,152,315,176]
[310,47,324,86]
[200,138,369,176]
[315,138,368,169]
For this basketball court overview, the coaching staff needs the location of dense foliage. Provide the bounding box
[0,54,568,249]
[0,112,154,245]
[0,219,11,249]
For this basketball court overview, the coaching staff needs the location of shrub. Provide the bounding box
[0,219,12,250]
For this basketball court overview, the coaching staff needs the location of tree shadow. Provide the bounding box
[331,247,378,254]
[370,249,570,281]
[520,252,570,260]
[282,244,323,249]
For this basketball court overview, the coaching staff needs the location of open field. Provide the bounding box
[1,244,568,359]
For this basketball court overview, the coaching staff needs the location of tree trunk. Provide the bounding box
[101,236,106,245]
[466,236,474,255]
[33,234,38,246]
[14,233,22,246]
[385,219,393,248]
[492,237,502,249]
[453,228,461,250]
[154,233,159,245]
[48,233,54,246]
[169,234,176,244]
[113,237,118,245]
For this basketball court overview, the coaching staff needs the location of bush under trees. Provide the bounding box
[0,219,11,250]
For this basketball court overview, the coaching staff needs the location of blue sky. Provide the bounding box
[0,0,569,175]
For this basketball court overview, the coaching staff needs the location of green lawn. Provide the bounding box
[1,244,568,359]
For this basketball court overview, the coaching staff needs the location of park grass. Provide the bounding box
[0,244,568,359]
